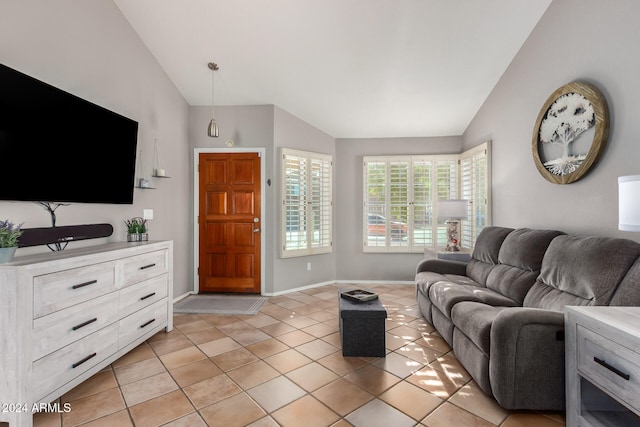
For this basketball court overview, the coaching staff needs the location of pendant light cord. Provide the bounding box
[208,62,219,117]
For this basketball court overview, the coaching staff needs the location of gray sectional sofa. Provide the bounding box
[415,226,640,411]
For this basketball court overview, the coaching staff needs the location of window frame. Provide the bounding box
[280,148,333,258]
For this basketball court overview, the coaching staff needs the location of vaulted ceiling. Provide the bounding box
[114,0,552,138]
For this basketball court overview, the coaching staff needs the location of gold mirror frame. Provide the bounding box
[531,81,609,184]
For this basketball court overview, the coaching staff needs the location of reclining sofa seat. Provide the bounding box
[415,226,514,338]
[451,235,640,411]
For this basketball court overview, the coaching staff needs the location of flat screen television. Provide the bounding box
[0,63,138,204]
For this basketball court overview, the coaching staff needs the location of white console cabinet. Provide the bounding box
[0,241,173,427]
[565,306,640,427]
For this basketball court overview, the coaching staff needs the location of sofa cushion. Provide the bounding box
[485,228,565,304]
[524,235,640,310]
[429,282,518,321]
[416,271,479,324]
[451,301,509,356]
[485,266,539,305]
[416,272,477,296]
[466,226,514,285]
[497,228,565,271]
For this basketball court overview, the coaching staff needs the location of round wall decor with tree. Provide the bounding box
[531,81,609,184]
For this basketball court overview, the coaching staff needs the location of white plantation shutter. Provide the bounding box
[460,142,491,248]
[389,159,409,250]
[364,159,388,250]
[435,159,459,200]
[281,149,332,257]
[310,156,332,249]
[411,159,433,248]
[283,152,308,251]
[461,156,473,249]
[435,158,459,248]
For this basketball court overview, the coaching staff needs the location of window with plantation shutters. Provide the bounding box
[363,143,490,253]
[281,148,332,257]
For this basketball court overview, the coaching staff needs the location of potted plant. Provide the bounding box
[125,217,148,242]
[138,218,148,241]
[0,219,23,263]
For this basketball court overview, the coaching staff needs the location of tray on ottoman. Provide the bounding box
[340,289,379,302]
[339,288,387,357]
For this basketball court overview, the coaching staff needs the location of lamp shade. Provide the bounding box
[437,199,469,220]
[207,118,219,137]
[619,175,640,231]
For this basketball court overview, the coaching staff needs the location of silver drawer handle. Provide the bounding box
[72,280,98,290]
[72,317,98,331]
[594,357,630,380]
[72,352,97,369]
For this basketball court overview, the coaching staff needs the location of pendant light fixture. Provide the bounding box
[207,62,219,138]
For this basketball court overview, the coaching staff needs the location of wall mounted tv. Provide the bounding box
[0,63,138,204]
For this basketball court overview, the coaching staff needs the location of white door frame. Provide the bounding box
[193,147,266,294]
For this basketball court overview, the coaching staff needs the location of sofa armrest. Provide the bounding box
[416,258,467,275]
[489,308,566,410]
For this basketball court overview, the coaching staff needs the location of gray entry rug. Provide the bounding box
[174,294,268,315]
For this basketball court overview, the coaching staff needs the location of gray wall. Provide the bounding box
[464,0,640,240]
[0,0,192,297]
[273,106,336,293]
[334,137,463,281]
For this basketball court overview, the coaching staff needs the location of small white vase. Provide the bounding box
[0,247,17,263]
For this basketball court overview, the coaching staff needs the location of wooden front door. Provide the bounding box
[198,152,261,293]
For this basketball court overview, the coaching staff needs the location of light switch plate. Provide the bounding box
[143,209,154,220]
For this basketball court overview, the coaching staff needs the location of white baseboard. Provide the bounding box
[262,279,414,296]
[262,280,336,296]
[173,291,195,303]
[334,279,414,285]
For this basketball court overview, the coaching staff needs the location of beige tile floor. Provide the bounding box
[34,283,566,427]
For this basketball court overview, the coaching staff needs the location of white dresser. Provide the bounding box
[565,306,640,426]
[0,241,173,427]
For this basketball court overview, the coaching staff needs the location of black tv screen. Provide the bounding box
[0,63,138,204]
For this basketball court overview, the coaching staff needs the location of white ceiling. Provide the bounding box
[113,0,551,139]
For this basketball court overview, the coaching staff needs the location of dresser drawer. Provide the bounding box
[118,299,167,348]
[119,275,168,319]
[33,261,117,318]
[121,250,168,288]
[33,323,119,401]
[33,291,119,360]
[577,325,640,410]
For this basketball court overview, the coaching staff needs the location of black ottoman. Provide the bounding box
[339,290,387,357]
